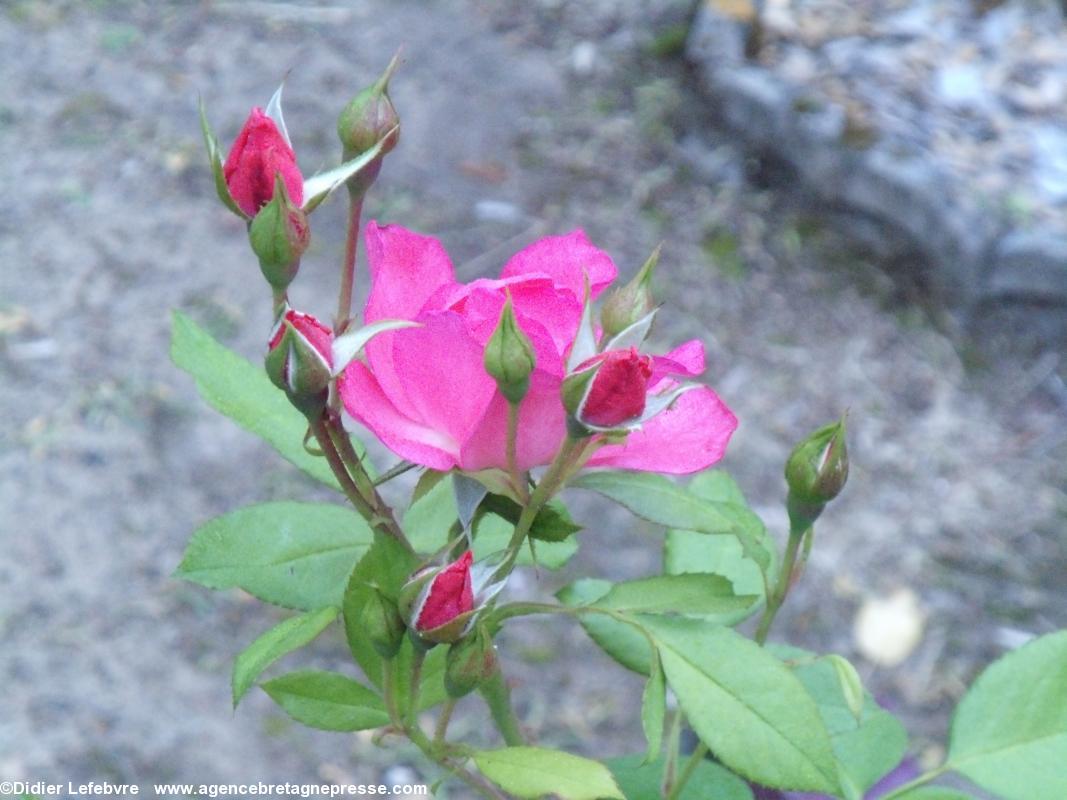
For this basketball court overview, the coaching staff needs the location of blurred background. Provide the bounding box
[1,0,1065,795]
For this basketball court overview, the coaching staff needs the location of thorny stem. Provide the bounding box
[309,416,387,532]
[405,723,507,800]
[404,648,426,732]
[336,195,364,335]
[665,742,707,800]
[754,523,811,645]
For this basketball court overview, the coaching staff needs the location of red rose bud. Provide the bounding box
[444,622,497,699]
[265,309,333,416]
[336,53,400,197]
[573,348,653,429]
[600,244,660,338]
[248,174,310,291]
[360,586,406,660]
[417,550,474,631]
[484,294,536,404]
[224,107,304,217]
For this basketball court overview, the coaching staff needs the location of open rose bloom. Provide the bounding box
[339,222,738,474]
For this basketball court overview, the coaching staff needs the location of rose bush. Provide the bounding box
[339,222,738,474]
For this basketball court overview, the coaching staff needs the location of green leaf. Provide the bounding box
[342,534,419,686]
[557,579,652,675]
[481,494,583,543]
[575,471,773,575]
[412,468,449,505]
[789,654,908,799]
[232,606,338,706]
[474,747,624,800]
[176,502,372,610]
[643,617,840,794]
[606,755,754,800]
[598,574,757,618]
[688,469,748,505]
[641,654,666,763]
[198,97,245,218]
[261,670,389,731]
[946,630,1067,800]
[171,311,339,488]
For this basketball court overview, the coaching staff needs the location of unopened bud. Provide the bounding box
[600,244,660,337]
[249,174,310,291]
[360,586,406,660]
[784,416,849,526]
[484,295,536,404]
[336,53,401,198]
[265,309,333,417]
[224,107,303,217]
[563,348,653,436]
[400,551,477,646]
[444,623,497,698]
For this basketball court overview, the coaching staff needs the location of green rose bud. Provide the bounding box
[336,53,400,198]
[444,623,497,698]
[600,244,660,338]
[248,174,310,291]
[360,586,406,660]
[784,415,849,527]
[484,294,536,404]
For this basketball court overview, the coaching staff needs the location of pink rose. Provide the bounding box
[573,347,654,428]
[223,108,304,216]
[339,223,738,474]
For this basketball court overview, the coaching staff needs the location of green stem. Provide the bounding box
[878,767,949,800]
[433,698,458,749]
[754,523,810,645]
[382,656,401,727]
[324,413,413,552]
[405,724,507,800]
[336,196,363,335]
[479,662,526,746]
[660,710,683,798]
[309,416,385,529]
[506,401,528,503]
[666,743,707,800]
[271,287,288,314]
[404,648,426,732]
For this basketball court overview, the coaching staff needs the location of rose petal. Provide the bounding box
[501,229,618,301]
[589,386,738,474]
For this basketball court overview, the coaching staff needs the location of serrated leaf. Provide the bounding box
[232,606,338,706]
[946,630,1067,800]
[641,654,665,763]
[171,311,342,489]
[788,653,908,799]
[643,617,840,794]
[474,747,623,800]
[598,574,757,618]
[574,471,773,577]
[557,579,652,675]
[606,755,754,800]
[261,670,389,731]
[176,502,372,610]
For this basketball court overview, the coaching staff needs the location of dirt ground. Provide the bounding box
[1,1,1065,797]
